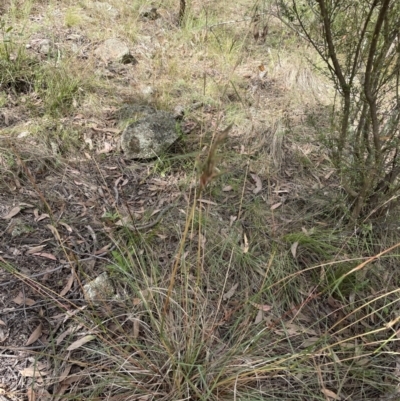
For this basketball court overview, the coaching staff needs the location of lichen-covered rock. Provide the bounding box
[94,38,136,64]
[120,109,179,159]
[83,272,115,302]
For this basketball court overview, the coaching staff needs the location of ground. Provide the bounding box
[0,1,400,400]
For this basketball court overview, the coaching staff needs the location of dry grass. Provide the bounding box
[0,0,400,400]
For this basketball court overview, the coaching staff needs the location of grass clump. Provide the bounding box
[35,64,83,116]
[0,23,38,94]
[64,7,83,28]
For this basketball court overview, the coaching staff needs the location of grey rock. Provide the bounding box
[94,38,136,64]
[39,39,51,54]
[120,109,179,159]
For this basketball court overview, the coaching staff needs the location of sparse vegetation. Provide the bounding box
[0,1,400,400]
[279,0,400,220]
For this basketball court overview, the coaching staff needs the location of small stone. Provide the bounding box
[173,105,185,120]
[141,86,155,97]
[38,39,51,55]
[94,38,136,64]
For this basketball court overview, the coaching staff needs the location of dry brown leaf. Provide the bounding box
[275,322,317,336]
[324,170,335,180]
[222,185,233,192]
[223,283,238,300]
[20,366,48,377]
[321,388,341,400]
[26,323,42,346]
[147,185,160,191]
[60,374,82,385]
[46,224,62,242]
[198,232,206,248]
[355,357,369,366]
[291,242,299,258]
[27,388,36,401]
[150,178,168,186]
[54,383,70,399]
[0,319,6,326]
[94,244,111,255]
[254,309,263,324]
[59,274,74,297]
[270,202,282,210]
[133,298,142,306]
[330,350,342,364]
[114,176,124,187]
[97,141,113,154]
[250,173,262,194]
[33,252,57,261]
[197,199,218,206]
[58,364,72,383]
[133,317,140,339]
[19,202,34,208]
[242,232,249,253]
[26,245,46,255]
[56,326,80,345]
[13,292,35,306]
[59,222,73,233]
[64,307,86,323]
[300,337,320,348]
[66,334,96,351]
[250,301,272,312]
[2,206,21,220]
[36,213,50,222]
[34,389,51,401]
[0,327,9,343]
[93,127,120,134]
[385,315,400,329]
